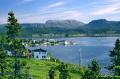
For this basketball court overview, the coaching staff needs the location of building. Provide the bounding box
[6,47,49,60]
[29,48,49,59]
[6,50,12,56]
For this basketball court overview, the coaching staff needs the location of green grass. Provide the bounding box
[22,58,83,79]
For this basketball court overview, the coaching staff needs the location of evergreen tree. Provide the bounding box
[6,11,25,56]
[6,11,27,78]
[109,39,120,75]
[48,65,55,79]
[88,59,100,75]
[58,62,70,79]
[114,66,120,76]
[82,59,100,79]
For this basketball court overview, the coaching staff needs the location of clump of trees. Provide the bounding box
[82,59,100,79]
[81,39,120,79]
[48,62,71,79]
[48,65,55,79]
[0,36,7,78]
[58,62,70,79]
[109,39,120,76]
[0,11,31,79]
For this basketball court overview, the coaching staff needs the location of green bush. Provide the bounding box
[98,76,120,79]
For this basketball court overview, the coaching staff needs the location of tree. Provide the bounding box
[82,59,100,79]
[23,65,31,79]
[6,11,27,78]
[6,11,25,56]
[88,59,100,75]
[48,65,55,79]
[109,39,120,75]
[114,66,120,76]
[58,62,70,79]
[0,39,6,78]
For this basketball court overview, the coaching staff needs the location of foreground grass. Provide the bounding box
[22,58,83,79]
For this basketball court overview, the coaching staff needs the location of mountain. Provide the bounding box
[87,19,110,29]
[86,19,120,29]
[83,19,120,34]
[20,20,85,29]
[21,23,45,28]
[0,19,120,37]
[45,20,85,29]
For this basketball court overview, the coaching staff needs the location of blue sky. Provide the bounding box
[0,0,120,24]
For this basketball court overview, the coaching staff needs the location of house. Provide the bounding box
[6,46,49,59]
[6,50,32,58]
[29,48,49,59]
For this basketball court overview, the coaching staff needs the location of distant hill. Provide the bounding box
[0,19,120,37]
[20,20,85,29]
[83,19,120,34]
[45,20,85,29]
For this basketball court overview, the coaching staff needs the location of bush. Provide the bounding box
[98,76,120,79]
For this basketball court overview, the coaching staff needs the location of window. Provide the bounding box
[36,55,39,58]
[42,56,46,58]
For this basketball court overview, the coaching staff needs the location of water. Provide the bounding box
[29,37,120,74]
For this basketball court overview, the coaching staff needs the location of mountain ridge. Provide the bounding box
[0,19,120,37]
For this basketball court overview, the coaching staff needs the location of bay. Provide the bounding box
[29,37,120,74]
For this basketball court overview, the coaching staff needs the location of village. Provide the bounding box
[6,38,76,60]
[22,38,76,46]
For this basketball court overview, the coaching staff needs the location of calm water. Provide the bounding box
[30,37,120,74]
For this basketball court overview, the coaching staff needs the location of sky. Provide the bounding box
[0,0,120,24]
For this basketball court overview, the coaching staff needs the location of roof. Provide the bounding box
[29,48,47,52]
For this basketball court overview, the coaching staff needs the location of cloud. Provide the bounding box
[54,11,82,20]
[106,0,120,2]
[18,10,83,23]
[96,0,119,3]
[20,0,34,4]
[23,0,33,2]
[0,16,7,24]
[91,3,120,15]
[47,1,66,8]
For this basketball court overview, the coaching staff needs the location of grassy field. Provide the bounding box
[23,58,83,79]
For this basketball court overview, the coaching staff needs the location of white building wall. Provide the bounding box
[33,51,47,59]
[6,51,12,56]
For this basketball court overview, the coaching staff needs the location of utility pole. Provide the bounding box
[78,49,82,66]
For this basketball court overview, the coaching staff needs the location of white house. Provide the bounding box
[29,48,49,59]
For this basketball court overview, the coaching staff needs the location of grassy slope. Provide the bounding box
[25,58,83,79]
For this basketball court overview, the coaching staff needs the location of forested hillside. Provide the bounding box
[0,19,120,37]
